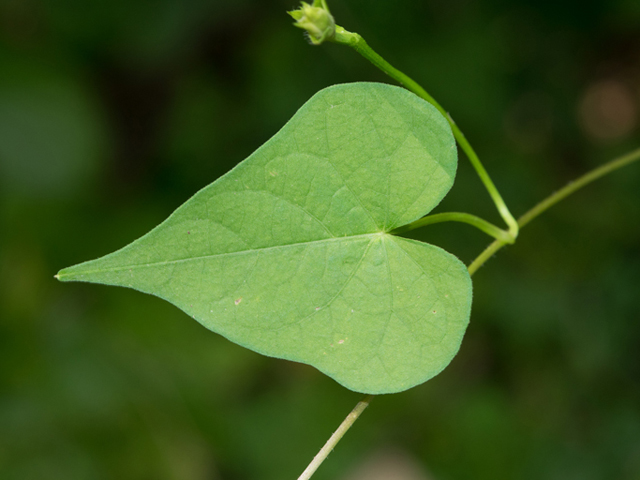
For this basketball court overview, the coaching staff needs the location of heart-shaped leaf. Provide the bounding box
[57,82,472,394]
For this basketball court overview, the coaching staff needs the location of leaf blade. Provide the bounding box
[57,82,471,394]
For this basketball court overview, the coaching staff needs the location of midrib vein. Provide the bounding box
[58,233,384,278]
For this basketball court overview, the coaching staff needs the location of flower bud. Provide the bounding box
[288,1,335,45]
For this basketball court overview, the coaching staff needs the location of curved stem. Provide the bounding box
[298,395,374,480]
[332,27,519,239]
[468,147,640,275]
[391,212,514,244]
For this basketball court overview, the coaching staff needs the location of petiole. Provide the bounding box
[390,212,515,244]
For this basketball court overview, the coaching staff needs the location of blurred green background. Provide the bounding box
[1,0,639,479]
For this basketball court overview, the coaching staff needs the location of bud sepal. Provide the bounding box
[288,0,335,45]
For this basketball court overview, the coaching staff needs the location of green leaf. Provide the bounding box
[57,82,472,394]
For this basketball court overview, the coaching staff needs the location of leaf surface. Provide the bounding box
[57,82,472,394]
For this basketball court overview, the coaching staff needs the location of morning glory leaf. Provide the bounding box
[57,82,472,394]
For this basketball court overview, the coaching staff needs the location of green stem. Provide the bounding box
[332,27,519,240]
[391,212,514,244]
[297,395,373,480]
[468,147,640,275]
[468,239,506,276]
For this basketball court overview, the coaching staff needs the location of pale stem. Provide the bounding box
[468,147,640,275]
[297,395,374,480]
[332,27,519,239]
[390,212,514,244]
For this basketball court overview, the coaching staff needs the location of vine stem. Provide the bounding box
[468,146,640,275]
[332,26,519,240]
[297,395,374,480]
[296,146,640,480]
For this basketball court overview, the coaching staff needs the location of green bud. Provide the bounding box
[288,0,335,45]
